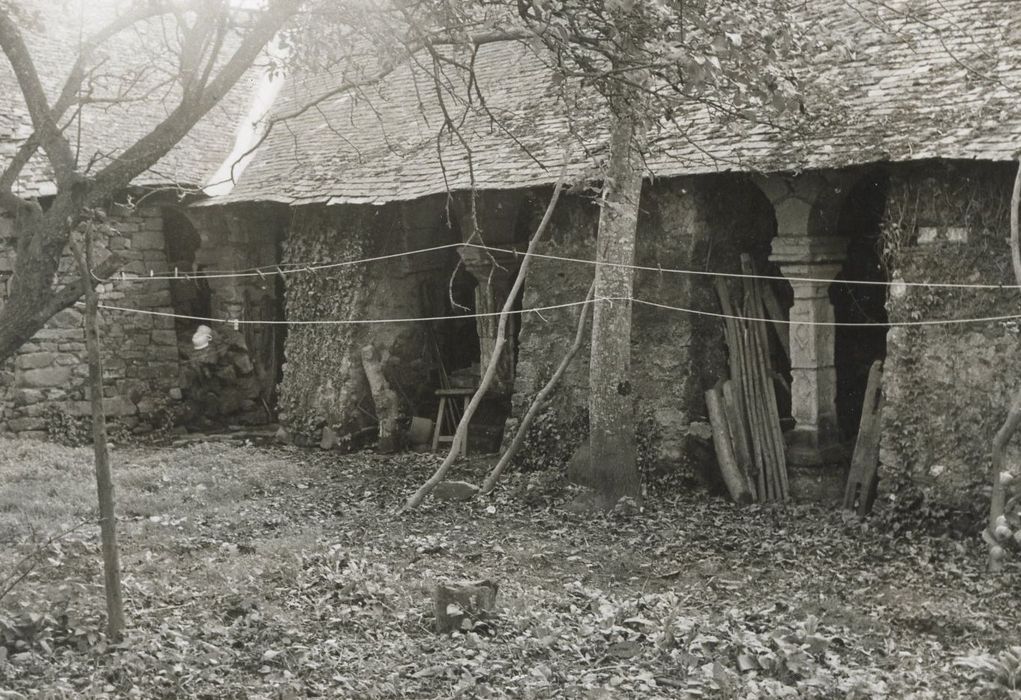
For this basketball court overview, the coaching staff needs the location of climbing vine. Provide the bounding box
[880,161,1021,512]
[277,206,374,444]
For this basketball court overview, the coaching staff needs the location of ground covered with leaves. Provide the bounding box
[0,438,1018,699]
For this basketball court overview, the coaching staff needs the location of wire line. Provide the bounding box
[83,295,1021,329]
[98,240,1021,292]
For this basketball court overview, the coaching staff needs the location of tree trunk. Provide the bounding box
[71,233,125,641]
[0,209,66,361]
[585,89,644,509]
[360,344,401,453]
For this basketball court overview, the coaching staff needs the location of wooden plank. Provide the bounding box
[706,383,753,504]
[750,275,790,501]
[843,360,884,514]
[723,379,756,499]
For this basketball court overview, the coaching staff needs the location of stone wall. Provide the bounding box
[0,203,180,439]
[509,175,776,482]
[0,200,285,439]
[880,160,1021,509]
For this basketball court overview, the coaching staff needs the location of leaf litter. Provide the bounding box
[0,440,1017,698]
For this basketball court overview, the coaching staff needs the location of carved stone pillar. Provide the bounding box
[457,246,520,395]
[770,236,848,465]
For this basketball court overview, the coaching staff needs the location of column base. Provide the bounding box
[783,429,849,504]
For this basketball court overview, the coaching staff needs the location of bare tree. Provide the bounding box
[0,0,302,364]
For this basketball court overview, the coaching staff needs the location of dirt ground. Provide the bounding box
[0,438,1017,698]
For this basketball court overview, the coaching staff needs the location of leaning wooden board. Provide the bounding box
[843,360,884,515]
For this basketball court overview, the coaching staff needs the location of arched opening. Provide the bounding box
[162,207,210,335]
[830,170,890,441]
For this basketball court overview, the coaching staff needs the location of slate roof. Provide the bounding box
[212,0,1021,206]
[0,0,260,198]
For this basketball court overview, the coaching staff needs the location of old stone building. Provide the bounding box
[199,0,1018,506]
[3,0,1019,508]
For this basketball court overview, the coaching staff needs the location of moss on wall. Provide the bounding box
[881,160,1021,511]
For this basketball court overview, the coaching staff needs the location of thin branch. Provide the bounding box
[401,155,571,512]
[0,8,77,184]
[481,280,595,494]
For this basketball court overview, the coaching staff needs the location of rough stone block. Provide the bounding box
[12,388,44,407]
[16,352,57,371]
[917,226,939,244]
[20,366,72,388]
[8,417,45,432]
[131,231,164,251]
[67,396,137,417]
[150,330,177,346]
[946,226,969,243]
[432,480,479,502]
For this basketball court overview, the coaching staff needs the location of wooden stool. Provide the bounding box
[432,387,474,457]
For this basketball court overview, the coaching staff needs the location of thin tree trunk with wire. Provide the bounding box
[582,80,646,510]
[480,281,595,494]
[402,164,570,512]
[71,231,125,640]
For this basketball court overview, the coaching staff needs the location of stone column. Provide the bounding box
[457,246,520,395]
[770,236,848,465]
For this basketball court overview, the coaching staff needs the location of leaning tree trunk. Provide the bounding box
[0,194,122,364]
[585,87,645,509]
[0,208,68,361]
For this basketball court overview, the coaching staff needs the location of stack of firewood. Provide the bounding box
[706,255,789,503]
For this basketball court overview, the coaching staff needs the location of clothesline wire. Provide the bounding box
[82,295,1021,329]
[93,241,1021,292]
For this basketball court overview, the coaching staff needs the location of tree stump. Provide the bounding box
[360,344,401,452]
[433,579,498,633]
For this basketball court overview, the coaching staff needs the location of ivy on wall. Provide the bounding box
[881,161,1021,513]
[277,206,372,444]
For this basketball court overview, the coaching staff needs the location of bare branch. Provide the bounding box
[90,0,302,198]
[0,8,77,184]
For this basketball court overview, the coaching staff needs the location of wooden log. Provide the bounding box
[716,279,764,501]
[747,326,778,501]
[705,383,753,504]
[741,257,790,502]
[749,274,789,501]
[722,379,756,499]
[738,324,769,500]
[843,360,884,514]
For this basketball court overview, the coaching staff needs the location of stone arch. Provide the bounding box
[752,168,870,471]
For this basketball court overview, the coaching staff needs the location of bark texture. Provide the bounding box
[72,236,125,640]
[585,89,644,509]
